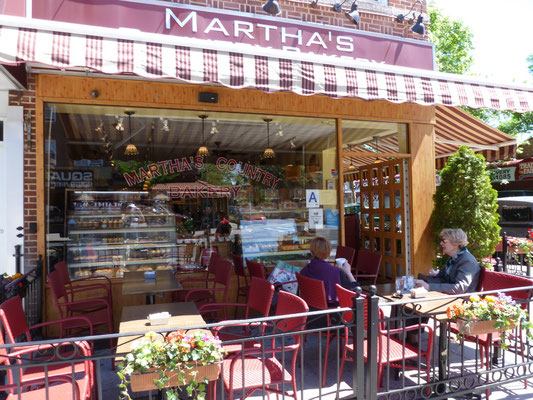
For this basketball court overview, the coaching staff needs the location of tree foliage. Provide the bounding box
[427,4,474,74]
[432,146,500,262]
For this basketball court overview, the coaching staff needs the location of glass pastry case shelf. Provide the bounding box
[66,243,176,251]
[69,257,178,268]
[69,227,175,234]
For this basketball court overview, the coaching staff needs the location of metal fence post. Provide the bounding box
[365,285,379,400]
[351,286,366,399]
[502,232,508,273]
[13,244,23,274]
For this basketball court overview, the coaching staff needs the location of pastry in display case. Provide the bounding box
[66,191,178,278]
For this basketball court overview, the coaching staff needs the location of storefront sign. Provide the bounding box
[29,0,434,70]
[519,161,533,180]
[306,190,320,208]
[124,156,283,189]
[50,170,93,188]
[168,185,241,199]
[489,167,516,183]
[309,208,324,229]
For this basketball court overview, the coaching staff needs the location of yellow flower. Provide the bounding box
[469,295,481,302]
[145,331,156,338]
[485,295,497,303]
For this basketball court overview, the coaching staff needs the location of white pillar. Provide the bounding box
[0,96,24,275]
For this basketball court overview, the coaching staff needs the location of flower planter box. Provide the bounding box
[130,363,221,392]
[457,319,516,336]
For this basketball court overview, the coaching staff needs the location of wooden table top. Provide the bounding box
[116,302,206,361]
[363,283,465,322]
[121,270,182,296]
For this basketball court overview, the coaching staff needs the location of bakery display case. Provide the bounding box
[66,191,178,278]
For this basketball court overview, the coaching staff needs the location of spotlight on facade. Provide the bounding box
[263,0,281,15]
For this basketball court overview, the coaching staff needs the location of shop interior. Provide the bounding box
[44,103,406,279]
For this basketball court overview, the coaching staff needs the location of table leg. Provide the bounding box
[436,320,448,397]
[146,294,155,305]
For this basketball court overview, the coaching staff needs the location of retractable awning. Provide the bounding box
[0,16,532,113]
[434,106,517,169]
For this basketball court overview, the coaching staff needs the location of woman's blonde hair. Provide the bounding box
[440,228,468,247]
[310,236,332,260]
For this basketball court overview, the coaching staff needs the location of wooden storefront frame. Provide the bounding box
[35,74,436,322]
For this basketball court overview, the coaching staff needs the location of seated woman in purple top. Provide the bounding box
[300,237,359,307]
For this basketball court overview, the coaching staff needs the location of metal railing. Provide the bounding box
[0,255,42,328]
[1,286,533,399]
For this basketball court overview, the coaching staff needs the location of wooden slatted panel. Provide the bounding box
[359,159,409,282]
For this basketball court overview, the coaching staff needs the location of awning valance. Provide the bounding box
[1,17,532,112]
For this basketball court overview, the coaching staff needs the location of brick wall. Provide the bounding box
[173,0,428,40]
[8,74,37,270]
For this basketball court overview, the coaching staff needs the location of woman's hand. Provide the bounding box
[415,279,429,290]
[341,262,356,282]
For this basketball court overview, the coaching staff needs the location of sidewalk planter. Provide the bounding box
[129,363,221,392]
[457,319,516,336]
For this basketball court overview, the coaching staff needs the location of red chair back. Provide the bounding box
[296,274,328,310]
[336,284,367,324]
[0,296,31,343]
[275,291,308,338]
[214,258,233,287]
[246,259,266,279]
[232,254,246,278]
[246,277,275,317]
[335,246,356,266]
[47,270,69,318]
[481,270,533,309]
[54,261,70,284]
[354,250,382,283]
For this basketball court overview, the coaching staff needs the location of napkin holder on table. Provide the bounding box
[144,271,156,280]
[148,312,170,326]
[410,287,428,298]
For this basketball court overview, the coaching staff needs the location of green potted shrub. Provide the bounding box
[431,146,500,269]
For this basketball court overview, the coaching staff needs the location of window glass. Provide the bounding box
[44,104,338,277]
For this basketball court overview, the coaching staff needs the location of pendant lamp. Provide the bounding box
[124,111,139,156]
[348,157,356,171]
[263,118,275,159]
[197,115,209,157]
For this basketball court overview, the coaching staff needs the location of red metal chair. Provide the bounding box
[296,273,338,387]
[0,332,93,400]
[336,284,434,388]
[54,260,113,314]
[211,277,275,354]
[47,269,114,338]
[245,258,267,280]
[0,296,95,398]
[352,249,382,284]
[335,245,356,266]
[173,250,222,301]
[222,290,309,399]
[185,258,233,321]
[232,253,250,305]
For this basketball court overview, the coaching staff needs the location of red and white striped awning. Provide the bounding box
[1,17,532,112]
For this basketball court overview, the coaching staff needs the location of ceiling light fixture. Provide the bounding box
[113,116,124,132]
[210,121,219,135]
[396,0,425,36]
[197,115,209,157]
[124,111,139,156]
[160,118,170,132]
[276,123,284,137]
[262,0,281,15]
[348,156,356,171]
[263,118,275,158]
